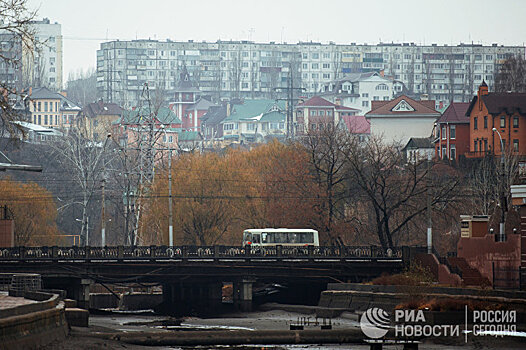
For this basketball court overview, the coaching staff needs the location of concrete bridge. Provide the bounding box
[0,245,417,313]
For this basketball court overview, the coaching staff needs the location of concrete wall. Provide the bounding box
[0,293,68,349]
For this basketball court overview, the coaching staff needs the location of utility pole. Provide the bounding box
[168,149,173,246]
[274,63,305,140]
[427,153,432,254]
[101,179,106,247]
[493,127,506,242]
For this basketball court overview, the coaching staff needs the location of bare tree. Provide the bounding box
[0,0,38,135]
[302,120,354,244]
[50,131,113,246]
[345,136,462,250]
[229,48,242,98]
[65,68,98,107]
[494,55,526,93]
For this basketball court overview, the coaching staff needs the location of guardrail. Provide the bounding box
[0,245,405,261]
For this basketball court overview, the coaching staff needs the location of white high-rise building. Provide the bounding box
[27,18,63,91]
[96,39,525,109]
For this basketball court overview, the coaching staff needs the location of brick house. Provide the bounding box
[434,102,470,161]
[466,81,526,158]
[295,96,359,135]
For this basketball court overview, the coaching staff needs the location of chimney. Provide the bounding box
[226,102,231,117]
[59,91,67,97]
[477,80,489,110]
[421,93,429,101]
[335,98,341,106]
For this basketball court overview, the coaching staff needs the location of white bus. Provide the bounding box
[242,228,319,247]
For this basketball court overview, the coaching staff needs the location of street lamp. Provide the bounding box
[492,127,505,242]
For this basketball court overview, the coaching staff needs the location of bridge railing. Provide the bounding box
[0,245,406,261]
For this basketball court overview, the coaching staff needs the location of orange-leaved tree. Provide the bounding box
[0,177,63,246]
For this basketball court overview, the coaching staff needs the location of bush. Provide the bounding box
[371,263,434,286]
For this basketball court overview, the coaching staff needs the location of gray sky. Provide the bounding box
[27,0,526,83]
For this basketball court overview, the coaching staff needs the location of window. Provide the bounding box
[441,126,446,139]
[500,116,506,128]
[44,115,48,124]
[375,84,389,91]
[310,110,316,116]
[484,139,488,151]
[513,116,519,128]
[168,136,173,143]
[484,116,488,129]
[312,53,319,59]
[474,140,478,151]
[302,63,308,69]
[311,63,319,69]
[362,101,369,107]
[326,110,332,116]
[322,63,330,69]
[450,125,456,139]
[44,102,48,112]
[450,145,456,160]
[242,82,249,89]
[319,110,325,116]
[362,93,369,98]
[247,123,255,131]
[373,96,379,101]
[474,117,478,130]
[513,139,519,152]
[38,115,41,124]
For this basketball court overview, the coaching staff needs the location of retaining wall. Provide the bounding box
[0,292,68,349]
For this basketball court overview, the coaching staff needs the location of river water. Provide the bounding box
[82,310,526,350]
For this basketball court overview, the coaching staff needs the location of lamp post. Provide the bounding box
[492,127,505,242]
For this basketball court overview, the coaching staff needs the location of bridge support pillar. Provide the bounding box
[162,282,223,315]
[234,278,255,312]
[73,278,92,309]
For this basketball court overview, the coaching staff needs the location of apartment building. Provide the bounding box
[96,39,525,109]
[24,18,63,90]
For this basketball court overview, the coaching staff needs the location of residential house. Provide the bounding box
[221,99,287,144]
[80,100,123,142]
[11,121,63,143]
[27,87,81,129]
[295,96,359,135]
[168,66,203,131]
[112,106,181,151]
[466,81,526,158]
[365,95,440,145]
[201,104,228,142]
[340,114,371,142]
[403,137,435,163]
[434,102,470,162]
[319,71,394,113]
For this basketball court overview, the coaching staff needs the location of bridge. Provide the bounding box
[0,245,416,313]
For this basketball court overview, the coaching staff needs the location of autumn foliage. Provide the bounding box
[0,177,63,246]
[141,141,337,245]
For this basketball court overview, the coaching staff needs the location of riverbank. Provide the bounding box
[38,307,526,349]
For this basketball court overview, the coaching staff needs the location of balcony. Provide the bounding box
[464,150,493,159]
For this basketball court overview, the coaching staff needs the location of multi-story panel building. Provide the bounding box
[25,18,63,90]
[97,40,525,109]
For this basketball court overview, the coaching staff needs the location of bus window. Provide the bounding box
[244,232,252,242]
[253,234,261,244]
[262,232,268,243]
[304,232,313,243]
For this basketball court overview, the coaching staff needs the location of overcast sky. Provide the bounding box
[27,0,526,83]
